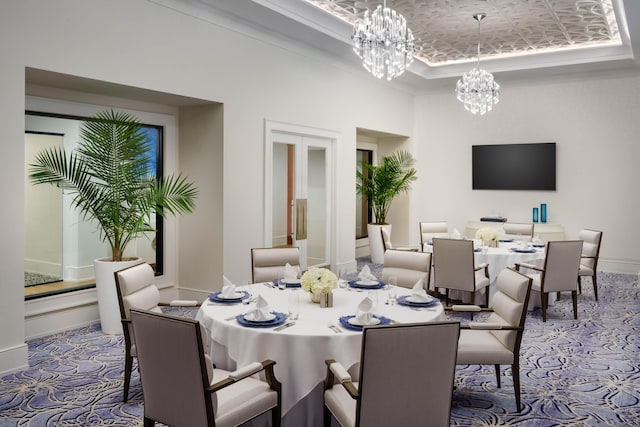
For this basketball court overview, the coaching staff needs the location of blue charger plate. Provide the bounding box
[236,312,287,328]
[208,290,250,304]
[397,295,439,307]
[511,248,537,253]
[338,315,391,331]
[348,280,385,290]
[273,278,302,288]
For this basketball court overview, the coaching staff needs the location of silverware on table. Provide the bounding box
[225,315,238,321]
[274,322,295,332]
[327,322,342,333]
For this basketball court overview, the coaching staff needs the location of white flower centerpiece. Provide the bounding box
[301,267,338,303]
[475,227,500,247]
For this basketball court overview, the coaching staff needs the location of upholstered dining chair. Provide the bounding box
[380,228,419,253]
[114,262,198,402]
[323,322,459,427]
[502,222,534,241]
[251,247,301,283]
[515,240,583,322]
[381,249,431,290]
[130,309,282,427]
[452,267,533,412]
[432,238,490,310]
[419,221,449,250]
[578,229,603,301]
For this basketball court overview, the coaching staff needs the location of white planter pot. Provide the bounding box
[94,257,142,335]
[367,224,391,265]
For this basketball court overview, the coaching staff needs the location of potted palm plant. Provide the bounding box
[28,109,198,334]
[356,150,417,263]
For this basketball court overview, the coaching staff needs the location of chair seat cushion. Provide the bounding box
[457,330,514,365]
[214,372,278,427]
[324,382,359,427]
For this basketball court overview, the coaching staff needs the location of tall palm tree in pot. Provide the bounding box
[356,150,417,263]
[28,109,198,333]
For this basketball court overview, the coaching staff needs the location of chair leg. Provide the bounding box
[272,405,282,427]
[541,292,548,322]
[578,276,582,294]
[571,290,578,320]
[323,404,332,427]
[494,364,501,388]
[123,353,133,402]
[445,289,450,307]
[512,361,522,413]
[485,287,490,307]
[592,274,598,301]
[143,417,155,427]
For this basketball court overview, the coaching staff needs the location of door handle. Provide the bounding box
[296,199,307,240]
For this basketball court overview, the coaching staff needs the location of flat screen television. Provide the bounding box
[472,143,556,190]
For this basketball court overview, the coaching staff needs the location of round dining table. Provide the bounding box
[423,239,546,303]
[195,283,444,427]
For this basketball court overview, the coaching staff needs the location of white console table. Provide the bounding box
[465,221,565,242]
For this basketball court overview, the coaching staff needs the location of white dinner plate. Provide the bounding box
[282,278,301,285]
[217,291,245,300]
[356,280,379,287]
[243,312,276,322]
[406,295,433,304]
[348,316,381,326]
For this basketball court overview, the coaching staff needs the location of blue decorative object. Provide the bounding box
[533,207,539,223]
[540,203,547,223]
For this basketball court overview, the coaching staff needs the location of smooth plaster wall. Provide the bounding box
[0,0,415,372]
[413,72,640,273]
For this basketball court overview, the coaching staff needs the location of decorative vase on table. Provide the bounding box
[301,267,338,304]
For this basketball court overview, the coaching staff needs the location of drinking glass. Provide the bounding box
[288,291,300,320]
[278,269,286,290]
[338,268,348,288]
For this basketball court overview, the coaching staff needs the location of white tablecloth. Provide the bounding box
[424,241,546,303]
[195,284,443,426]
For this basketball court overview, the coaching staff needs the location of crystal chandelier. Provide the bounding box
[455,13,500,115]
[352,1,415,81]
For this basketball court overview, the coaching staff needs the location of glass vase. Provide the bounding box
[540,203,547,223]
[532,207,539,223]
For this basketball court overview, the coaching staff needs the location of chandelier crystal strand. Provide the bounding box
[455,13,500,115]
[352,1,415,81]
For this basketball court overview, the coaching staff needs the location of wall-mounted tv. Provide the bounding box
[472,143,556,190]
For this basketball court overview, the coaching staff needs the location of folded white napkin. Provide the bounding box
[221,275,237,298]
[358,265,377,282]
[283,263,298,280]
[355,297,375,325]
[410,279,431,303]
[246,295,272,321]
[451,228,462,239]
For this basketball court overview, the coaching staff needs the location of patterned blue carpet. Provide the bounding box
[1,268,638,426]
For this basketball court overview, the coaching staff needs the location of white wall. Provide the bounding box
[413,72,640,273]
[0,0,414,372]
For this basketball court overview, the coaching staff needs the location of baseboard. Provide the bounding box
[0,343,28,376]
[599,259,640,275]
[25,288,100,340]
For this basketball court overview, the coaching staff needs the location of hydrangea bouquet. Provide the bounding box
[475,227,500,241]
[301,267,338,295]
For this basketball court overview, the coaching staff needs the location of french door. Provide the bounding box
[265,122,336,270]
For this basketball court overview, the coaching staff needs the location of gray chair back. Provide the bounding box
[432,238,475,292]
[540,240,583,293]
[356,322,459,427]
[503,222,534,241]
[381,249,431,289]
[251,247,301,283]
[486,268,533,352]
[579,229,602,271]
[131,309,213,427]
[419,221,448,247]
